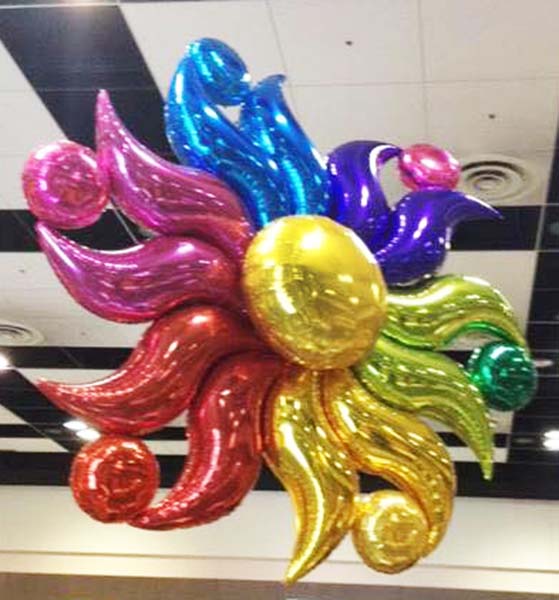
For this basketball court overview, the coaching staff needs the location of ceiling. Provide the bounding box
[0,0,558,500]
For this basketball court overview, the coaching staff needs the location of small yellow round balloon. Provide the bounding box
[243,216,387,369]
[352,491,429,574]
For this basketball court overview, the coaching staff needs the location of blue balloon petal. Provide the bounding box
[240,75,331,217]
[374,189,501,286]
[166,39,329,228]
[327,141,400,247]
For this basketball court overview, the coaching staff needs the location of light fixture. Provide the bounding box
[533,358,554,369]
[63,420,87,432]
[0,353,10,370]
[76,428,100,442]
[543,430,559,451]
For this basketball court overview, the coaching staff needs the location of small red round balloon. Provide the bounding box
[398,143,461,190]
[22,140,108,229]
[70,435,159,523]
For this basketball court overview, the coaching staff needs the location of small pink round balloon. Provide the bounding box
[398,143,461,190]
[22,141,108,229]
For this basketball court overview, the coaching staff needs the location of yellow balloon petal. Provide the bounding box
[243,215,387,369]
[385,275,524,349]
[263,367,358,583]
[352,491,429,574]
[321,369,455,554]
[354,335,494,480]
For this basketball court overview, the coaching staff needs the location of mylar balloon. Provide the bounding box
[22,36,534,585]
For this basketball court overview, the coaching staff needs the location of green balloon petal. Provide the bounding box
[385,275,525,350]
[467,342,536,412]
[354,335,494,480]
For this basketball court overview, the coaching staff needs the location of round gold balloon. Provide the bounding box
[352,491,429,574]
[243,215,387,369]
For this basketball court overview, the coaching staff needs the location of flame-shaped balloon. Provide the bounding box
[374,189,500,285]
[131,352,283,530]
[354,335,494,479]
[96,90,253,261]
[327,141,401,247]
[239,75,330,216]
[37,306,264,435]
[166,38,329,228]
[321,369,455,554]
[36,222,241,323]
[263,368,358,583]
[385,275,525,349]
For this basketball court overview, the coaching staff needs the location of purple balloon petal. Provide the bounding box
[95,90,253,261]
[36,222,241,323]
[327,141,401,248]
[374,189,501,286]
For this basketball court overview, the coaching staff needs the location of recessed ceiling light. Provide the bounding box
[543,430,559,440]
[76,428,100,442]
[533,358,554,369]
[0,353,10,370]
[543,430,559,451]
[63,420,87,432]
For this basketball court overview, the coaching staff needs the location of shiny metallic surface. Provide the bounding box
[327,140,401,249]
[321,369,455,555]
[398,143,461,190]
[22,140,108,229]
[37,306,264,436]
[385,275,525,349]
[355,335,494,480]
[96,90,253,261]
[131,353,283,530]
[467,342,537,412]
[263,367,358,584]
[352,491,429,574]
[166,39,328,228]
[243,215,387,369]
[36,222,240,323]
[70,435,159,523]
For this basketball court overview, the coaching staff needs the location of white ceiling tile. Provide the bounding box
[13,315,145,348]
[20,369,113,385]
[292,83,426,153]
[0,155,27,209]
[122,0,284,93]
[270,0,421,85]
[2,287,93,320]
[145,440,189,456]
[421,0,559,81]
[0,91,64,156]
[0,405,25,425]
[0,254,60,289]
[0,41,33,92]
[0,437,64,453]
[426,80,559,156]
[441,250,537,331]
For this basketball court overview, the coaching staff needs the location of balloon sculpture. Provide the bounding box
[21,39,536,582]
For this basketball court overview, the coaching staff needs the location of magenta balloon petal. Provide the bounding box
[95,90,254,261]
[23,141,108,229]
[36,222,241,323]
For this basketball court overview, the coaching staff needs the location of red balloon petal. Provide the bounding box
[38,306,266,435]
[36,222,242,323]
[96,90,253,261]
[70,435,159,523]
[130,352,283,530]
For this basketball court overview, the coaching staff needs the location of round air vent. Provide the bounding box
[0,321,44,346]
[459,154,540,205]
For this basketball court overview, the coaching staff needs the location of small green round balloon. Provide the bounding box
[467,342,536,412]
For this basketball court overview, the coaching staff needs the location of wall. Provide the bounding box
[0,487,557,594]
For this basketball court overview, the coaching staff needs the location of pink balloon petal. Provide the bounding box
[36,222,241,323]
[95,90,253,261]
[23,141,108,229]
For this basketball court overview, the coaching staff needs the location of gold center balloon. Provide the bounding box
[22,38,536,589]
[243,215,387,369]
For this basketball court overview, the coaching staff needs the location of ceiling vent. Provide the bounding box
[0,321,44,346]
[458,154,540,205]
